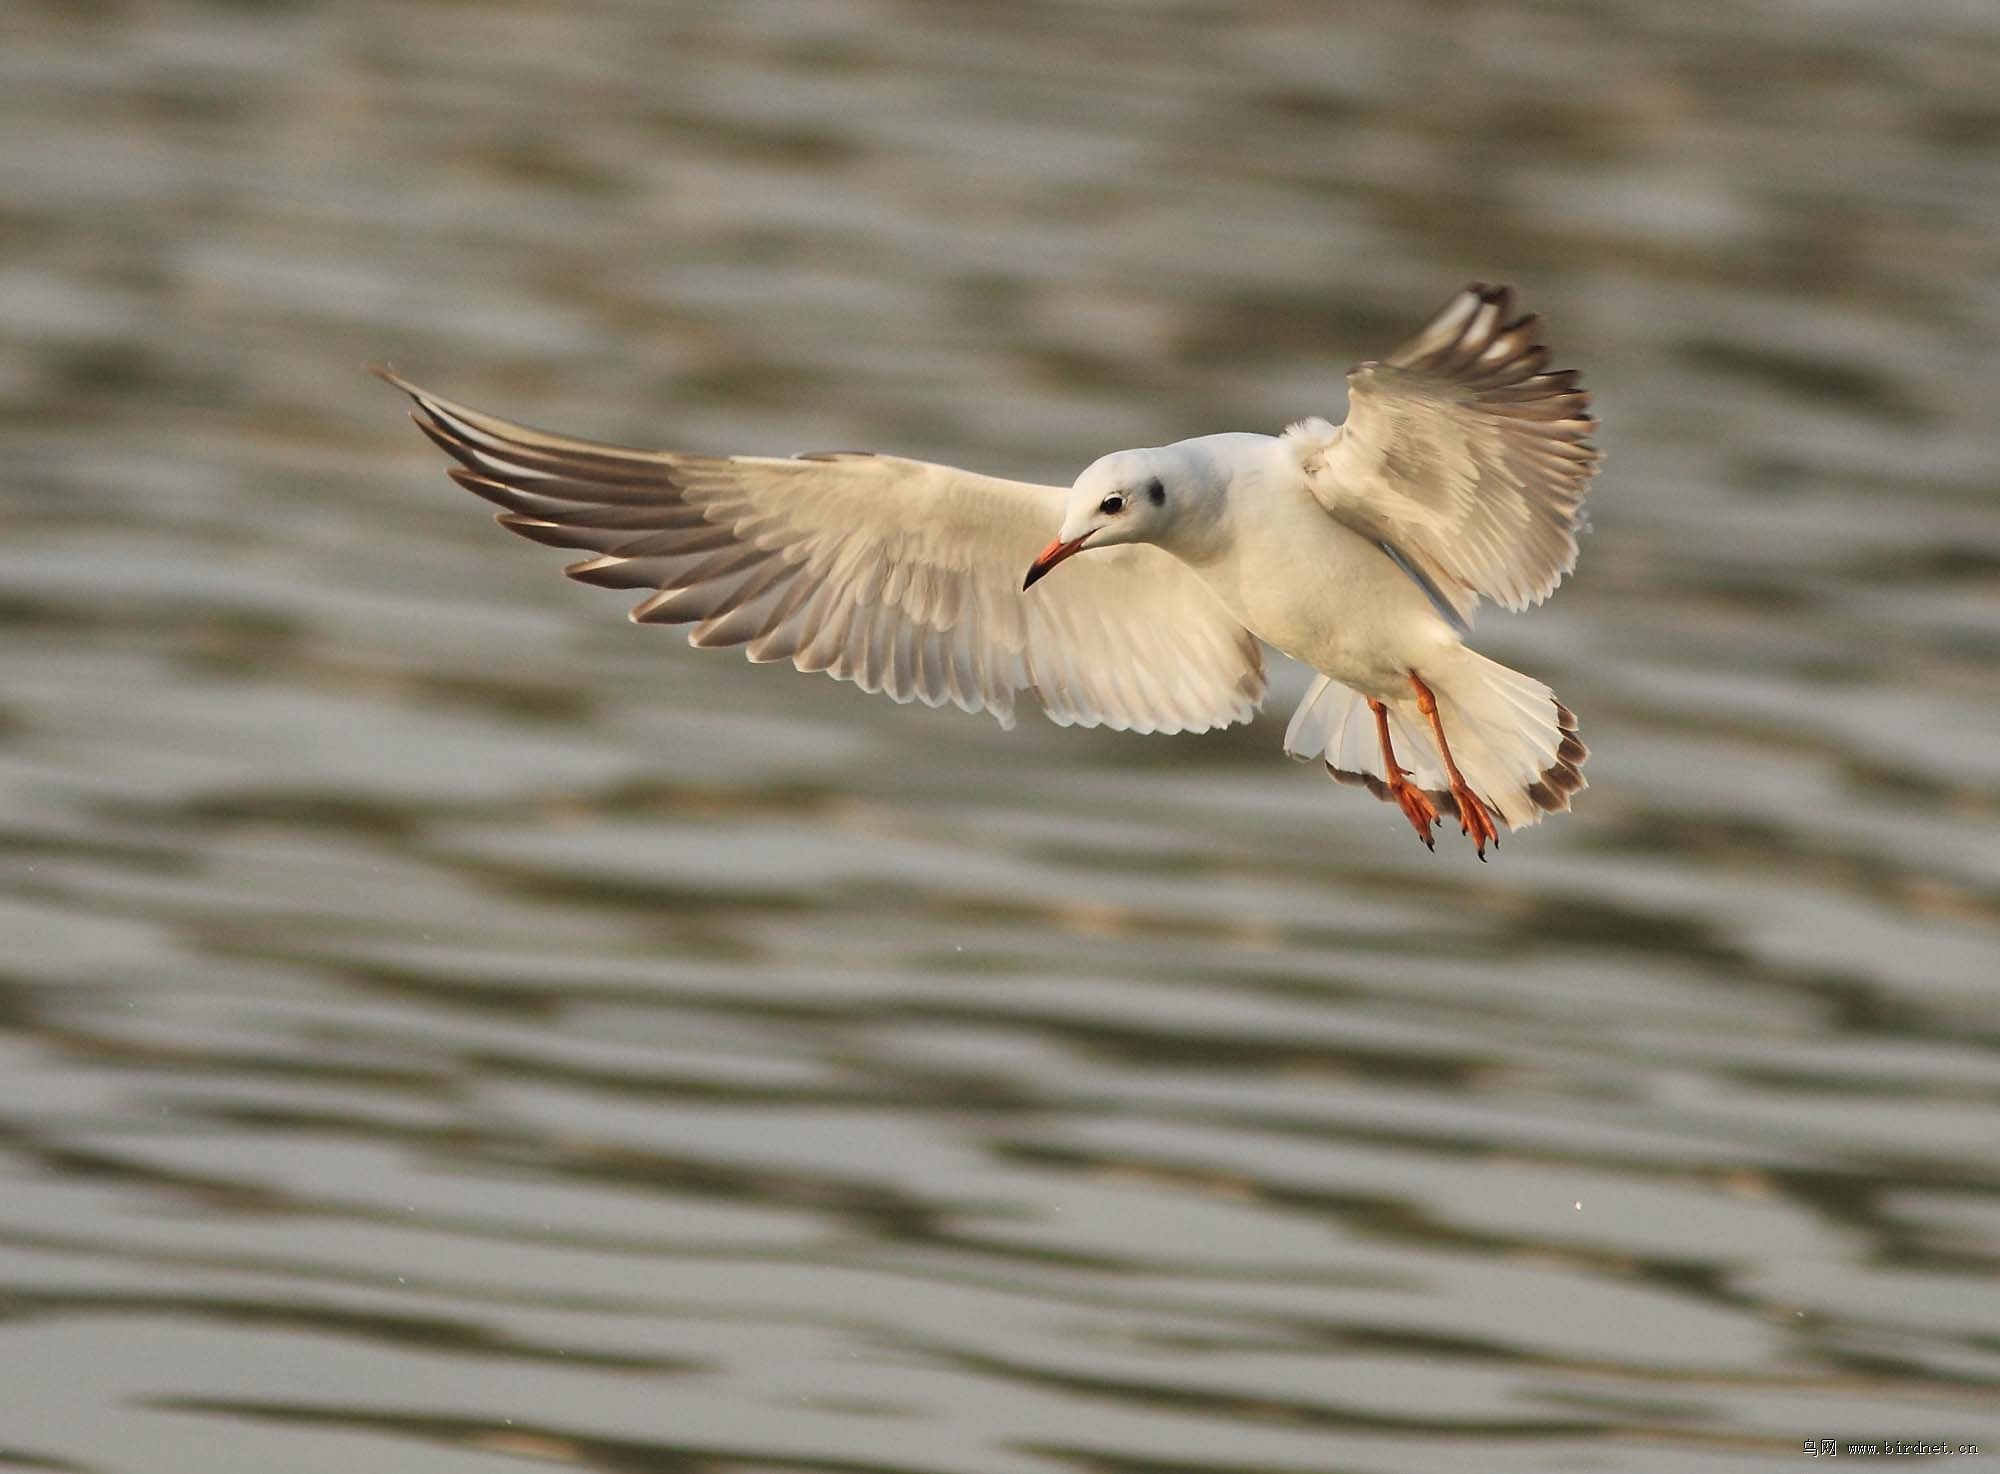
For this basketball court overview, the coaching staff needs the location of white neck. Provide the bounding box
[1149,434,1273,567]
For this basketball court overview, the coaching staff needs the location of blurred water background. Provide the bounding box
[4,2,2000,1471]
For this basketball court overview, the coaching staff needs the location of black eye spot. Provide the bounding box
[1146,478,1166,506]
[1098,494,1124,515]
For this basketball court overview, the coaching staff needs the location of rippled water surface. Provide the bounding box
[5,2,2000,1470]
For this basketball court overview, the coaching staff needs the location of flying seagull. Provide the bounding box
[375,282,1594,857]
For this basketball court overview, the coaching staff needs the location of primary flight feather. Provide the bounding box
[377,282,1597,857]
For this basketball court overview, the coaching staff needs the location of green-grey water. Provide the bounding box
[3,3,1999,1471]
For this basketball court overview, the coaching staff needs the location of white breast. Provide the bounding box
[1185,448,1461,700]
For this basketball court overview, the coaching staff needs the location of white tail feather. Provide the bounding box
[1284,653,1586,831]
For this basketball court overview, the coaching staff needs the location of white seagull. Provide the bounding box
[376,282,1595,858]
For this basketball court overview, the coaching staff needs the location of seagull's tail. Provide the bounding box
[1284,652,1587,832]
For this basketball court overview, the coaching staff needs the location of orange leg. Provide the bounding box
[1408,672,1501,860]
[1369,697,1439,851]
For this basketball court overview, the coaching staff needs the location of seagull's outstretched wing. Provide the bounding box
[378,371,1265,733]
[1286,283,1600,626]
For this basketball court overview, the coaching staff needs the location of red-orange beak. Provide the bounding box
[1023,535,1088,591]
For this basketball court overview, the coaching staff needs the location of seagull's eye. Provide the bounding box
[1098,494,1125,515]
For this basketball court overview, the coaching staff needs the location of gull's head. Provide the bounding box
[1023,448,1177,590]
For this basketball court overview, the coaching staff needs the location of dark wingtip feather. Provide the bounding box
[496,512,619,551]
[369,364,429,401]
[1538,700,1590,803]
[409,407,489,476]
